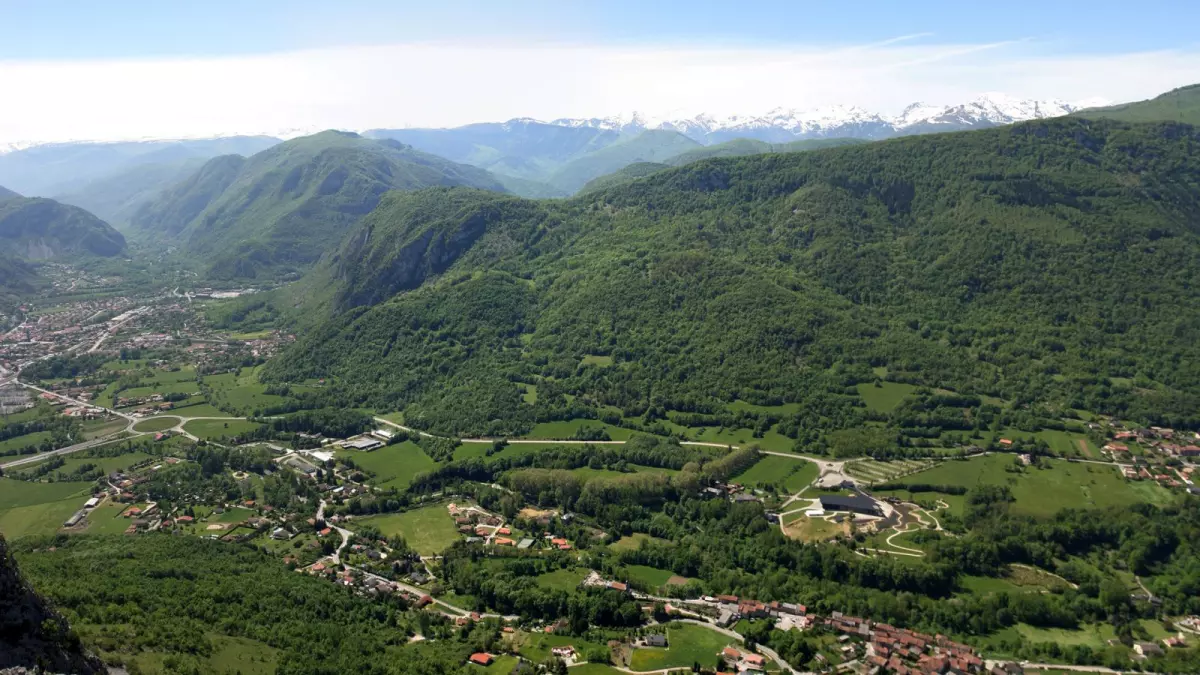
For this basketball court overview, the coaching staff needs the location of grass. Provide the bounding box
[782,513,846,542]
[580,354,614,367]
[211,507,255,524]
[856,382,917,413]
[453,441,585,462]
[0,430,53,454]
[339,441,437,490]
[619,564,675,589]
[12,451,152,480]
[86,501,137,534]
[0,498,85,539]
[81,418,129,439]
[873,455,1174,517]
[523,420,633,440]
[169,403,233,418]
[120,634,279,675]
[844,458,934,485]
[535,567,587,591]
[628,624,735,672]
[0,477,93,508]
[133,417,180,432]
[611,533,670,551]
[353,504,460,555]
[518,383,538,404]
[731,455,817,492]
[960,575,1026,595]
[204,367,291,415]
[183,418,264,440]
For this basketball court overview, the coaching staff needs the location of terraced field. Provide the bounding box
[844,458,936,485]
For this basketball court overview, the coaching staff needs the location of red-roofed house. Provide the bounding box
[468,653,493,666]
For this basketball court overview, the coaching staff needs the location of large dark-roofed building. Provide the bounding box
[819,493,882,516]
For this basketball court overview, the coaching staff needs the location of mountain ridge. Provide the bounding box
[264,117,1200,436]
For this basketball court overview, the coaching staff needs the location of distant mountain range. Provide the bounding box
[539,93,1106,144]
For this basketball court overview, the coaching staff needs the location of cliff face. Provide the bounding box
[0,537,104,674]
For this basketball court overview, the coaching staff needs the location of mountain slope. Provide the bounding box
[546,130,701,193]
[157,131,507,279]
[577,162,671,194]
[128,154,248,238]
[265,118,1200,437]
[364,120,622,182]
[54,157,207,228]
[0,136,280,197]
[0,197,125,259]
[578,138,869,194]
[0,536,104,674]
[1075,83,1200,125]
[0,185,20,202]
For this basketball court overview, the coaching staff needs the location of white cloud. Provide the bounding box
[1,39,1198,144]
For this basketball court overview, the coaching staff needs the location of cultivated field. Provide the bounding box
[340,441,436,491]
[352,504,460,556]
[732,454,818,492]
[844,458,935,485]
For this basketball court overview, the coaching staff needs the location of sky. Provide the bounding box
[2,0,1200,144]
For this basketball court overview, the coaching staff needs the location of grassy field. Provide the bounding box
[119,634,279,675]
[535,567,588,591]
[628,624,735,672]
[782,512,846,542]
[453,441,580,462]
[872,455,1174,517]
[183,418,264,440]
[619,564,676,589]
[353,504,460,555]
[86,501,137,534]
[731,455,817,492]
[611,533,671,551]
[211,507,255,524]
[133,417,180,432]
[81,418,129,439]
[0,477,93,509]
[581,354,614,367]
[523,420,634,440]
[340,441,436,490]
[204,367,291,414]
[169,403,233,418]
[11,451,152,480]
[0,430,53,454]
[856,382,917,413]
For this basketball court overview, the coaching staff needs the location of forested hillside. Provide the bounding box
[545,130,701,193]
[140,131,508,279]
[1,536,104,673]
[0,197,126,259]
[1078,84,1200,125]
[262,118,1200,437]
[55,157,207,227]
[128,154,248,238]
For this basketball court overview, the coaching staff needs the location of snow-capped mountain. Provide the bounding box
[546,94,1107,144]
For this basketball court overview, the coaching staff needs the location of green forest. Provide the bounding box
[256,118,1200,437]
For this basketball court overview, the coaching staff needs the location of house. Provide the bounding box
[468,653,494,666]
[819,493,882,517]
[645,634,667,647]
[743,654,765,669]
[717,594,739,604]
[1163,636,1186,649]
[607,581,629,593]
[722,647,741,664]
[998,438,1013,447]
[1134,642,1163,657]
[550,646,575,658]
[497,527,511,535]
[271,527,293,540]
[1104,443,1130,453]
[495,538,515,546]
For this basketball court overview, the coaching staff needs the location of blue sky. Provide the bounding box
[3,0,1196,59]
[1,1,1198,143]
